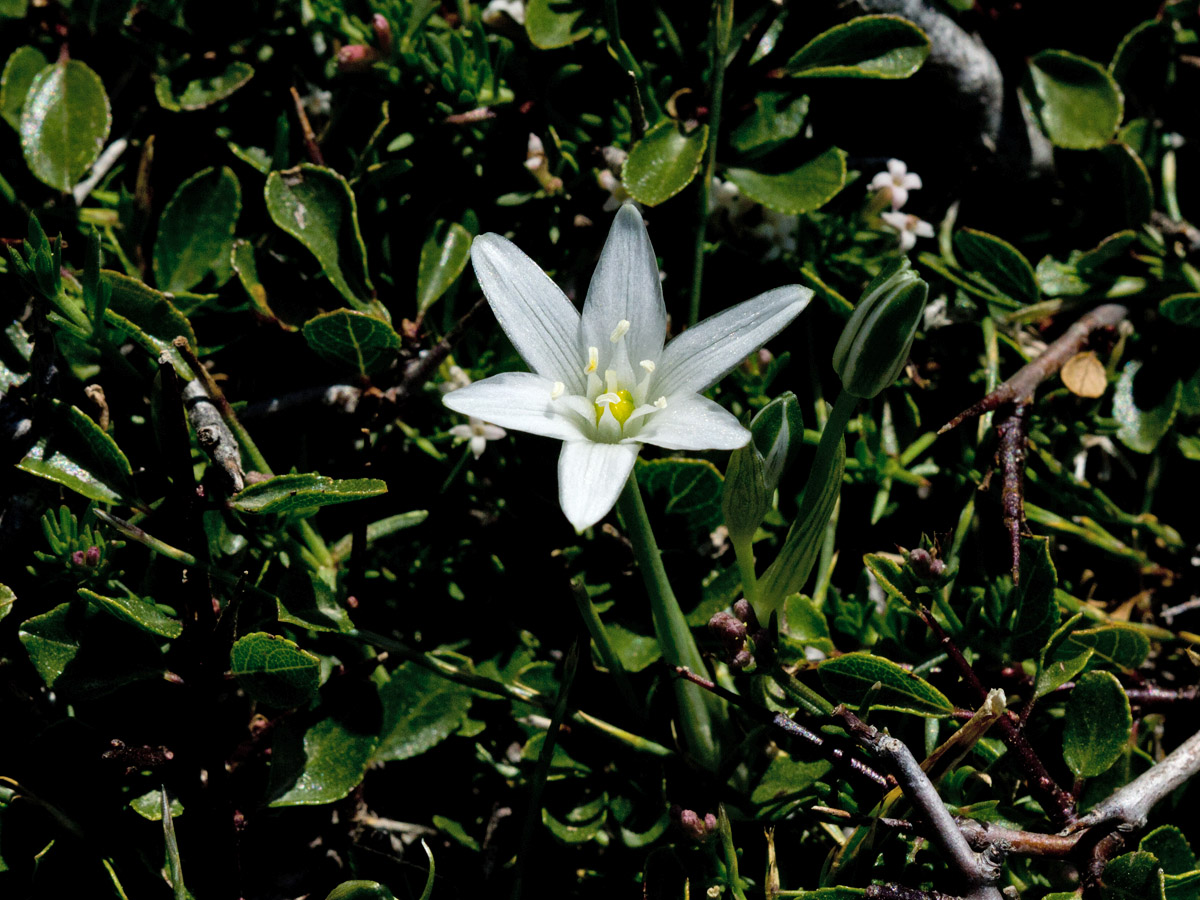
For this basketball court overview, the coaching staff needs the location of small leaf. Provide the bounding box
[637,457,724,536]
[1009,536,1060,656]
[1114,361,1181,454]
[269,713,378,806]
[602,622,661,673]
[417,220,473,317]
[16,399,135,502]
[19,59,111,191]
[102,269,198,353]
[1,46,46,129]
[1160,294,1200,328]
[1026,50,1123,150]
[1141,827,1197,877]
[730,92,809,157]
[751,753,831,809]
[230,632,321,707]
[542,796,608,845]
[726,146,847,215]
[0,583,14,622]
[79,589,183,639]
[1099,143,1154,228]
[372,663,474,763]
[1061,352,1108,398]
[154,167,242,292]
[18,602,78,687]
[18,439,122,503]
[623,120,708,207]
[1063,670,1132,778]
[1102,852,1166,900]
[230,473,388,516]
[265,164,375,310]
[302,309,403,378]
[1066,625,1151,670]
[155,59,254,111]
[1079,230,1138,271]
[130,790,184,821]
[525,0,592,49]
[785,15,930,79]
[231,239,293,329]
[783,594,834,656]
[955,228,1039,304]
[818,651,954,717]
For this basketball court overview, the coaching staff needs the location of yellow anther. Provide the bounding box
[640,360,656,373]
[550,381,565,400]
[584,346,599,374]
[610,319,631,343]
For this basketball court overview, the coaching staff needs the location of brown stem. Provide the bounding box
[957,818,1080,859]
[866,884,963,900]
[385,297,487,406]
[290,86,325,166]
[996,402,1030,581]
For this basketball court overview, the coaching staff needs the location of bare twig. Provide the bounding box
[385,297,487,406]
[995,402,1030,580]
[181,379,245,492]
[290,86,325,166]
[957,818,1079,859]
[865,884,964,900]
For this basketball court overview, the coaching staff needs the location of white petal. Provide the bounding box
[471,234,583,390]
[654,285,812,396]
[869,171,893,191]
[898,230,917,252]
[469,435,488,458]
[631,393,751,451]
[448,424,473,439]
[887,158,906,177]
[880,211,909,230]
[558,441,640,531]
[902,172,923,190]
[480,424,507,440]
[914,219,935,238]
[889,186,909,210]
[580,203,667,368]
[443,372,584,441]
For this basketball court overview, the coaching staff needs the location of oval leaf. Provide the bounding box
[1066,625,1151,670]
[265,164,375,310]
[1061,352,1108,398]
[20,59,111,191]
[79,589,183,639]
[302,309,402,377]
[1114,361,1180,454]
[372,664,473,763]
[417,220,473,317]
[726,146,847,215]
[101,269,198,351]
[17,400,135,503]
[623,120,708,207]
[1027,50,1123,150]
[155,59,254,111]
[231,238,294,329]
[269,714,378,806]
[154,166,242,292]
[818,651,953,717]
[230,473,388,516]
[525,0,592,49]
[1160,293,1200,328]
[18,602,78,687]
[325,883,397,900]
[1063,670,1131,778]
[1,46,46,129]
[955,228,1039,304]
[230,632,321,707]
[785,15,930,79]
[130,790,184,821]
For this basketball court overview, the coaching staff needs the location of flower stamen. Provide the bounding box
[550,381,564,400]
[610,319,631,343]
[640,360,655,373]
[584,346,599,374]
[654,396,668,409]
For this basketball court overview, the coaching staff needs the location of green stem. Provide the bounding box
[688,0,733,327]
[732,535,760,612]
[805,390,858,518]
[571,576,642,716]
[616,473,724,770]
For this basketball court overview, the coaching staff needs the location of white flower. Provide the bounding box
[482,0,525,25]
[443,204,812,531]
[881,211,934,253]
[869,159,923,210]
[450,417,507,459]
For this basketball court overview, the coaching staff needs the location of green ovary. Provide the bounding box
[596,389,636,425]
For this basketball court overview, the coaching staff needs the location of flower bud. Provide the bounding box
[337,44,381,72]
[721,444,768,547]
[749,391,803,493]
[85,545,101,566]
[831,257,929,399]
[372,14,394,56]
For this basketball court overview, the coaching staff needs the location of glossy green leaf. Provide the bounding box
[155,60,254,111]
[154,167,241,292]
[230,632,321,707]
[602,622,661,673]
[751,753,831,809]
[1100,143,1154,228]
[1160,294,1200,327]
[1009,536,1060,656]
[1066,625,1151,670]
[19,59,111,191]
[818,651,953,717]
[1,46,45,129]
[79,589,182,639]
[372,663,473,763]
[230,473,388,516]
[1036,617,1093,698]
[783,594,834,656]
[130,790,184,821]
[955,228,1039,304]
[1063,670,1131,778]
[269,713,378,806]
[1111,20,1172,101]
[623,120,708,207]
[726,146,847,215]
[231,238,293,329]
[525,0,592,49]
[265,164,375,310]
[18,603,78,687]
[1142,827,1197,878]
[417,220,473,317]
[637,457,724,536]
[1079,230,1138,271]
[1114,361,1181,454]
[325,882,397,900]
[785,15,930,79]
[17,400,135,503]
[542,795,608,845]
[303,309,402,378]
[1102,852,1166,900]
[102,269,198,352]
[1027,50,1123,150]
[730,92,808,157]
[18,438,122,503]
[276,570,353,634]
[0,583,13,622]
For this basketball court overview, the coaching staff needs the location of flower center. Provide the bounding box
[595,389,635,425]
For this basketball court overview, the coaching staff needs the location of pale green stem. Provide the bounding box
[571,576,643,715]
[616,473,724,770]
[732,534,760,612]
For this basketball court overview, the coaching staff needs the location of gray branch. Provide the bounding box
[182,378,245,492]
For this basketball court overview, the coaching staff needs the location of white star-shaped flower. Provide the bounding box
[449,417,507,458]
[444,204,812,531]
[869,158,923,210]
[881,211,934,253]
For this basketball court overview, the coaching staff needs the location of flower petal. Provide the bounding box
[471,234,583,390]
[631,393,751,451]
[443,372,585,441]
[558,440,640,531]
[654,285,812,396]
[580,204,667,368]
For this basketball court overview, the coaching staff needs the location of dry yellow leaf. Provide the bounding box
[1061,351,1107,398]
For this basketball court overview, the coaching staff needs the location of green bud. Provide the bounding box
[722,442,769,546]
[831,257,929,399]
[750,392,804,493]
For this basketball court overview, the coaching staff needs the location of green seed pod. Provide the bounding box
[832,257,929,399]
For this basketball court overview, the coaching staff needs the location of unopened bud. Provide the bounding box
[749,392,803,493]
[85,545,101,566]
[722,443,768,546]
[832,257,929,398]
[908,547,946,581]
[337,44,381,72]
[71,550,86,566]
[372,14,393,56]
[673,806,718,842]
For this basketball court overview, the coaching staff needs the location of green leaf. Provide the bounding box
[726,146,847,215]
[269,712,378,806]
[130,790,184,821]
[637,457,724,536]
[302,309,403,378]
[417,220,473,317]
[1009,536,1060,656]
[230,632,321,707]
[372,663,473,763]
[0,583,14,622]
[1066,625,1151,670]
[955,228,1039,304]
[1141,827,1197,877]
[18,603,78,687]
[1063,670,1132,778]
[751,752,831,810]
[1102,852,1166,900]
[729,92,809,157]
[1036,617,1093,698]
[1026,50,1124,150]
[785,15,930,79]
[276,569,353,634]
[1114,361,1181,454]
[1079,230,1138,271]
[1160,294,1200,327]
[623,120,709,207]
[525,0,592,49]
[154,167,241,292]
[1099,143,1154,228]
[230,473,387,516]
[541,795,608,845]
[102,269,198,355]
[231,239,293,328]
[16,399,134,502]
[1,46,46,130]
[601,622,661,673]
[325,883,397,900]
[79,589,183,640]
[782,594,834,656]
[19,59,111,191]
[265,164,375,310]
[818,651,954,717]
[17,438,122,503]
[155,60,254,111]
[433,814,480,851]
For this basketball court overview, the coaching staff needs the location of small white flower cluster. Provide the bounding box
[870,159,933,253]
[709,178,798,262]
